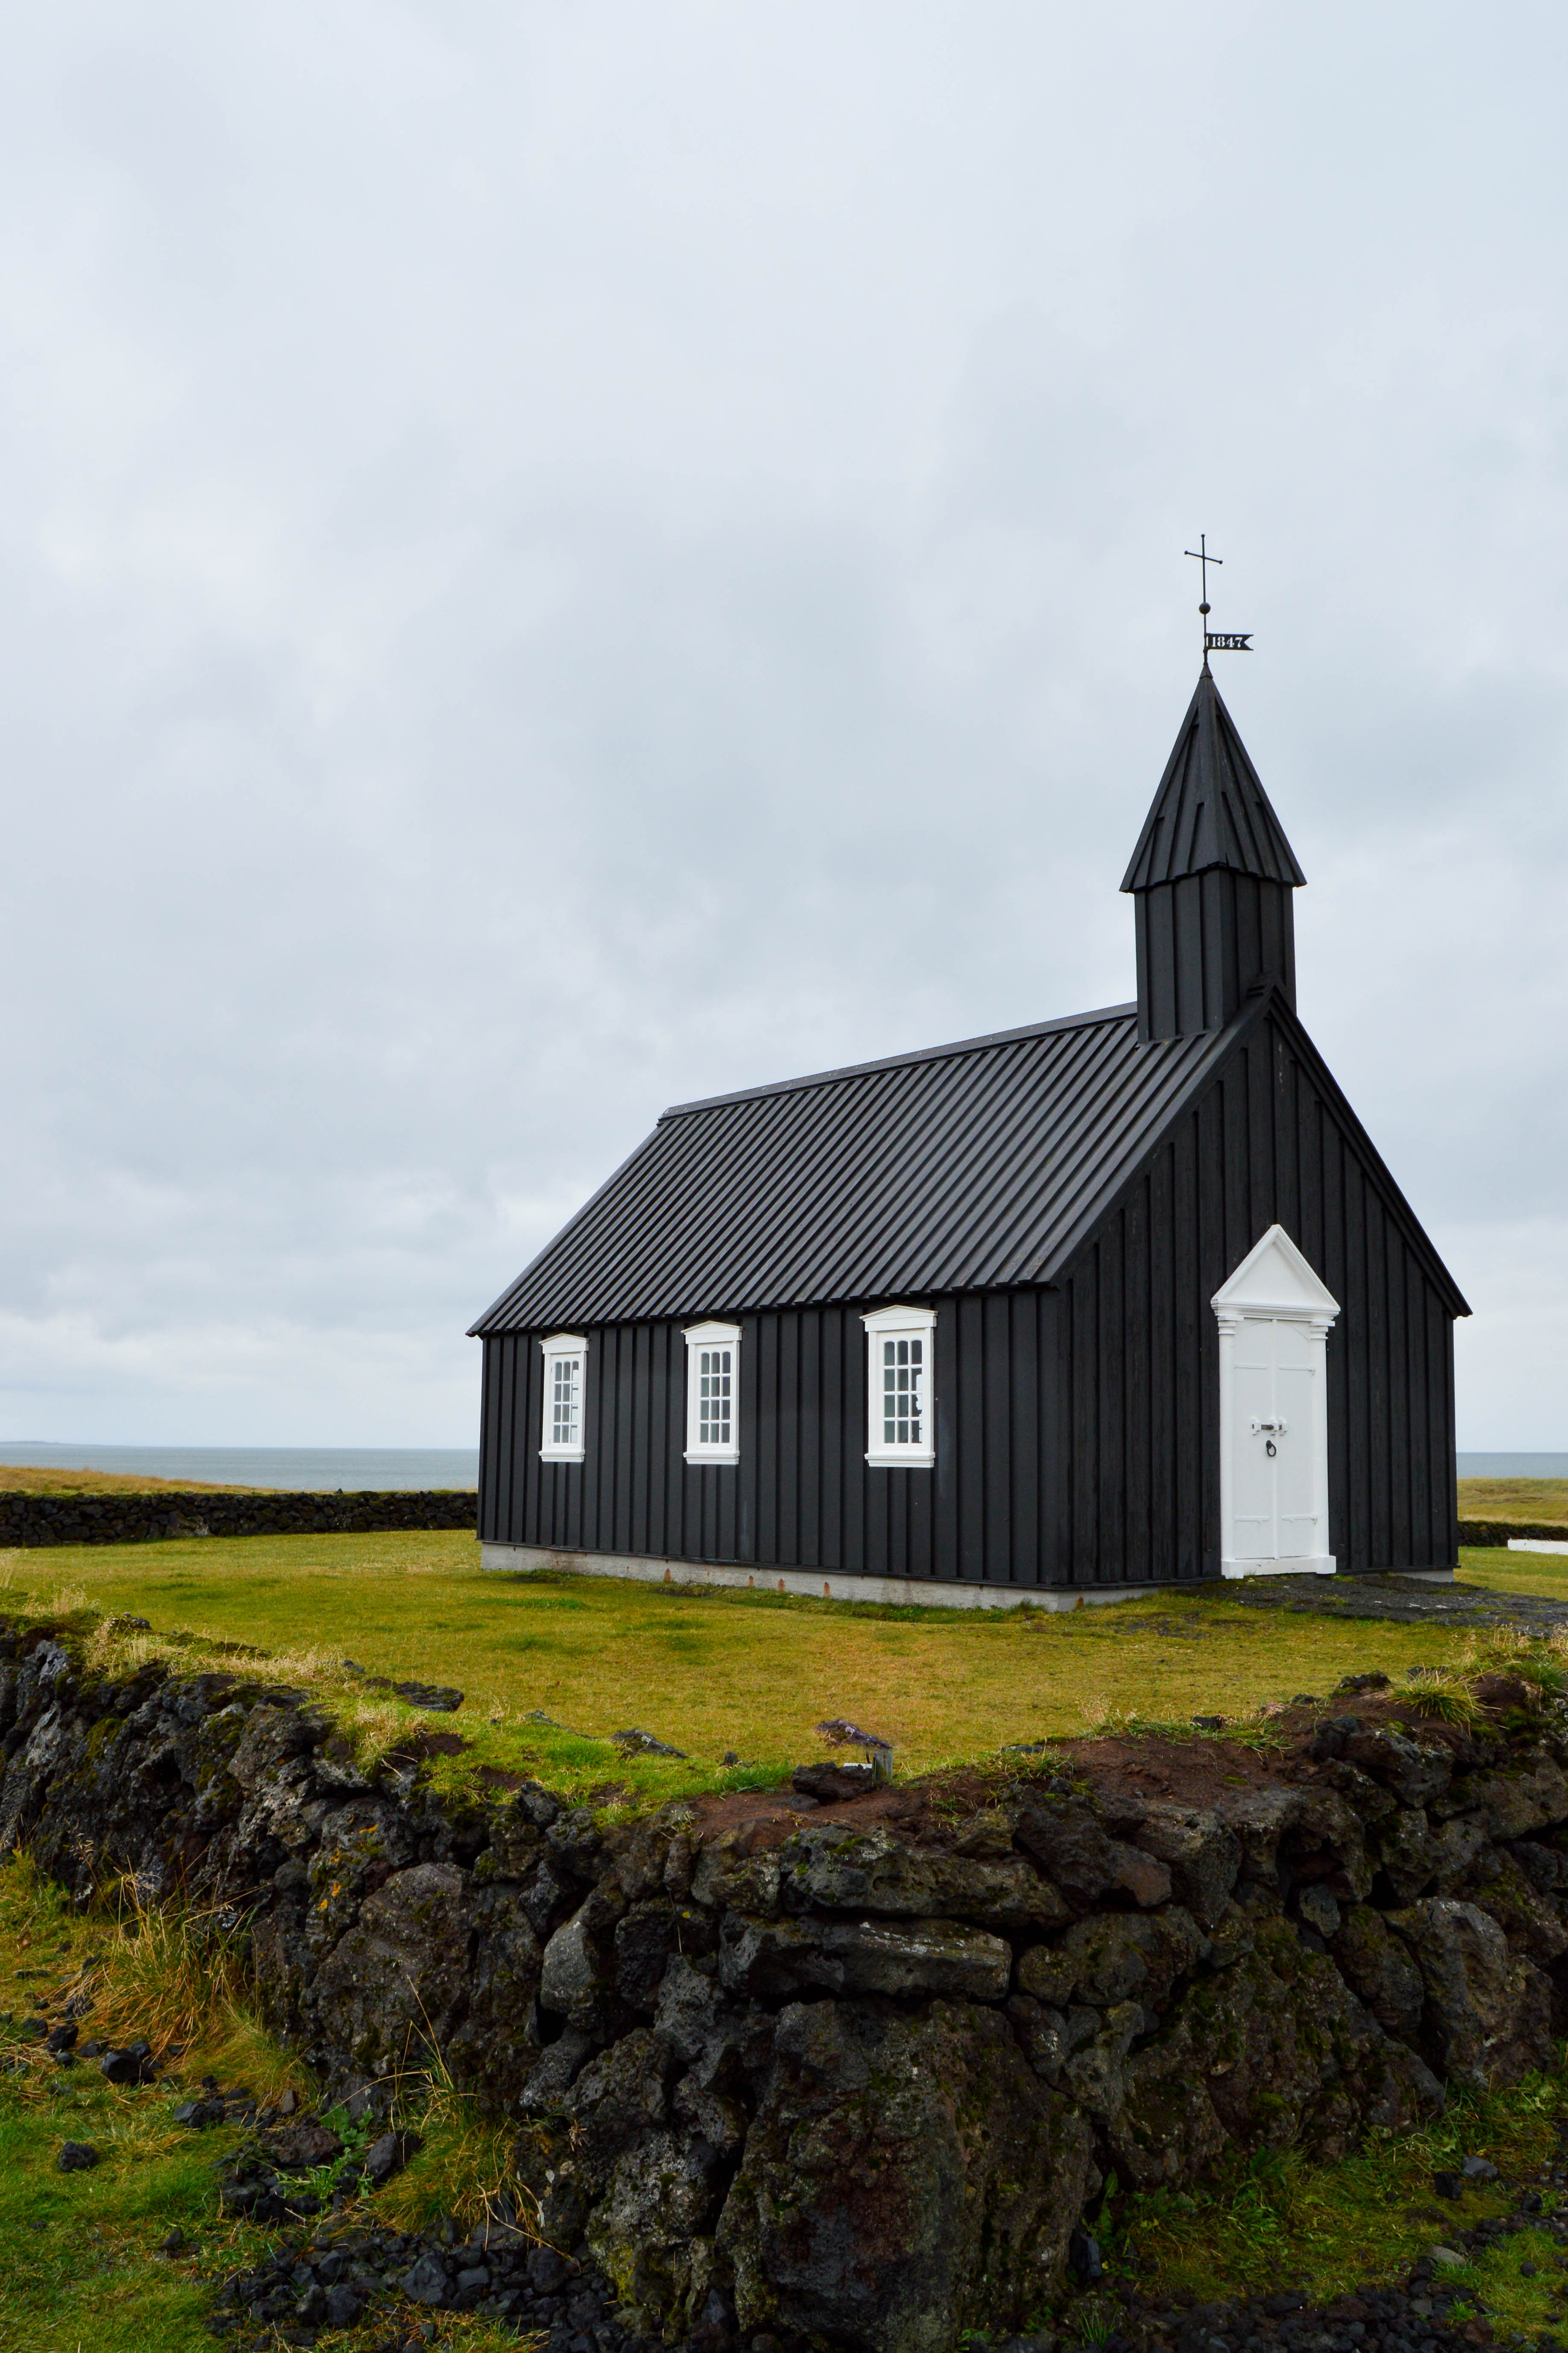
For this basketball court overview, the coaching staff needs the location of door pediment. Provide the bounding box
[1213,1222,1340,1322]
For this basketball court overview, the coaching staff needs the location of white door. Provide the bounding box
[1231,1317,1319,1562]
[1213,1224,1339,1580]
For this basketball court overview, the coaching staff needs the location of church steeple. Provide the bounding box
[1121,670,1305,1043]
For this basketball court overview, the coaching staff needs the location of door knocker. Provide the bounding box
[1266,1439,1277,1457]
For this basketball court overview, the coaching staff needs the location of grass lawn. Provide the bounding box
[1457,1476,1568,1523]
[1458,1542,1568,1598]
[0,1530,1527,1810]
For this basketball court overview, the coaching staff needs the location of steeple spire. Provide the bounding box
[1121,672,1305,1042]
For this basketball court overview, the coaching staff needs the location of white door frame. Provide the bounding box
[1213,1224,1339,1579]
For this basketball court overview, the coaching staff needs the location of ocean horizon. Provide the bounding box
[0,1441,1561,1493]
[1455,1453,1568,1479]
[0,1442,479,1492]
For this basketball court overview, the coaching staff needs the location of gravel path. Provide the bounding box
[1217,1572,1568,1633]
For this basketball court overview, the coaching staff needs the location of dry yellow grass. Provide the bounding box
[1457,1475,1568,1524]
[0,1463,258,1496]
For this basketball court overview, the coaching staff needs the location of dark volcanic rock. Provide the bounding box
[99,2039,156,2085]
[717,1995,1095,2353]
[260,2120,344,2171]
[1028,1906,1206,2013]
[1384,1895,1553,2086]
[1013,1798,1173,1909]
[719,1910,1013,2002]
[402,2248,451,2305]
[1330,1903,1427,2042]
[791,1760,877,1801]
[361,2127,418,2185]
[777,1819,1070,1929]
[1109,1916,1442,2188]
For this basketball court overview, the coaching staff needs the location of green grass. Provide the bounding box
[0,1530,1517,1810]
[1103,2061,1568,2338]
[0,1853,521,2352]
[0,1854,276,2353]
[1459,1542,1568,1598]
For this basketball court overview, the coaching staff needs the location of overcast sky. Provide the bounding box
[2,3,1565,1451]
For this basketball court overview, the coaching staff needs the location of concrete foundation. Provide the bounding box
[478,1542,1169,1611]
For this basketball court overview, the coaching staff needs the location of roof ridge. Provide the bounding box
[659,1002,1139,1119]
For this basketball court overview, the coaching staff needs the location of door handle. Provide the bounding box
[1249,1418,1288,1436]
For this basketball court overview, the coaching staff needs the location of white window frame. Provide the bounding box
[539,1333,588,1463]
[683,1320,741,1465]
[862,1303,937,1468]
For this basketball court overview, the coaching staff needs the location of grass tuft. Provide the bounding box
[1401,1667,1483,1724]
[379,2060,531,2238]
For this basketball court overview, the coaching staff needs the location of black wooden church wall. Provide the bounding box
[479,1011,1458,1586]
[1051,1005,1459,1586]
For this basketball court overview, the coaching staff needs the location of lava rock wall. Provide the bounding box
[5,1618,1568,2353]
[0,1489,477,1547]
[1457,1521,1568,1549]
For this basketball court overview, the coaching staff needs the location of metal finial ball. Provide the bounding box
[1199,602,1210,615]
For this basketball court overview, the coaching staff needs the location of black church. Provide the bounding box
[471,670,1468,1603]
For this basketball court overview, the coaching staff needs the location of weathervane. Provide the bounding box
[1185,535,1252,664]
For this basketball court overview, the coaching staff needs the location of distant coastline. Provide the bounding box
[0,1441,1559,1495]
[0,1442,479,1492]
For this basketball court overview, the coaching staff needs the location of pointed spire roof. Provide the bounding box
[1120,668,1306,893]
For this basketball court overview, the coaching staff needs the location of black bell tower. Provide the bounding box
[1121,670,1306,1042]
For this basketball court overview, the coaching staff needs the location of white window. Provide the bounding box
[862,1304,937,1468]
[539,1333,588,1462]
[683,1321,741,1465]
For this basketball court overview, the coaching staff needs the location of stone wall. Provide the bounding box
[0,1490,477,1548]
[1458,1520,1568,1549]
[6,1618,1568,2353]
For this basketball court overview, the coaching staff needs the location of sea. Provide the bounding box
[1456,1454,1568,1479]
[0,1443,1561,1494]
[0,1442,478,1492]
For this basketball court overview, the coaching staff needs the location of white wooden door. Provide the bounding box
[1214,1225,1338,1580]
[1231,1316,1320,1562]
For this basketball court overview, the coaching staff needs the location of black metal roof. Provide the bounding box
[1121,668,1307,892]
[470,1002,1246,1333]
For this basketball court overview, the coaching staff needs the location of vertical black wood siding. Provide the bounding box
[479,1010,1457,1586]
[1134,870,1297,1041]
[1051,1008,1457,1580]
[480,1293,1060,1589]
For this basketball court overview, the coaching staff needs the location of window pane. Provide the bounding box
[876,1327,927,1449]
[550,1355,581,1446]
[696,1342,734,1447]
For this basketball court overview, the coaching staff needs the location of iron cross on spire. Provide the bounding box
[1184,535,1252,664]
